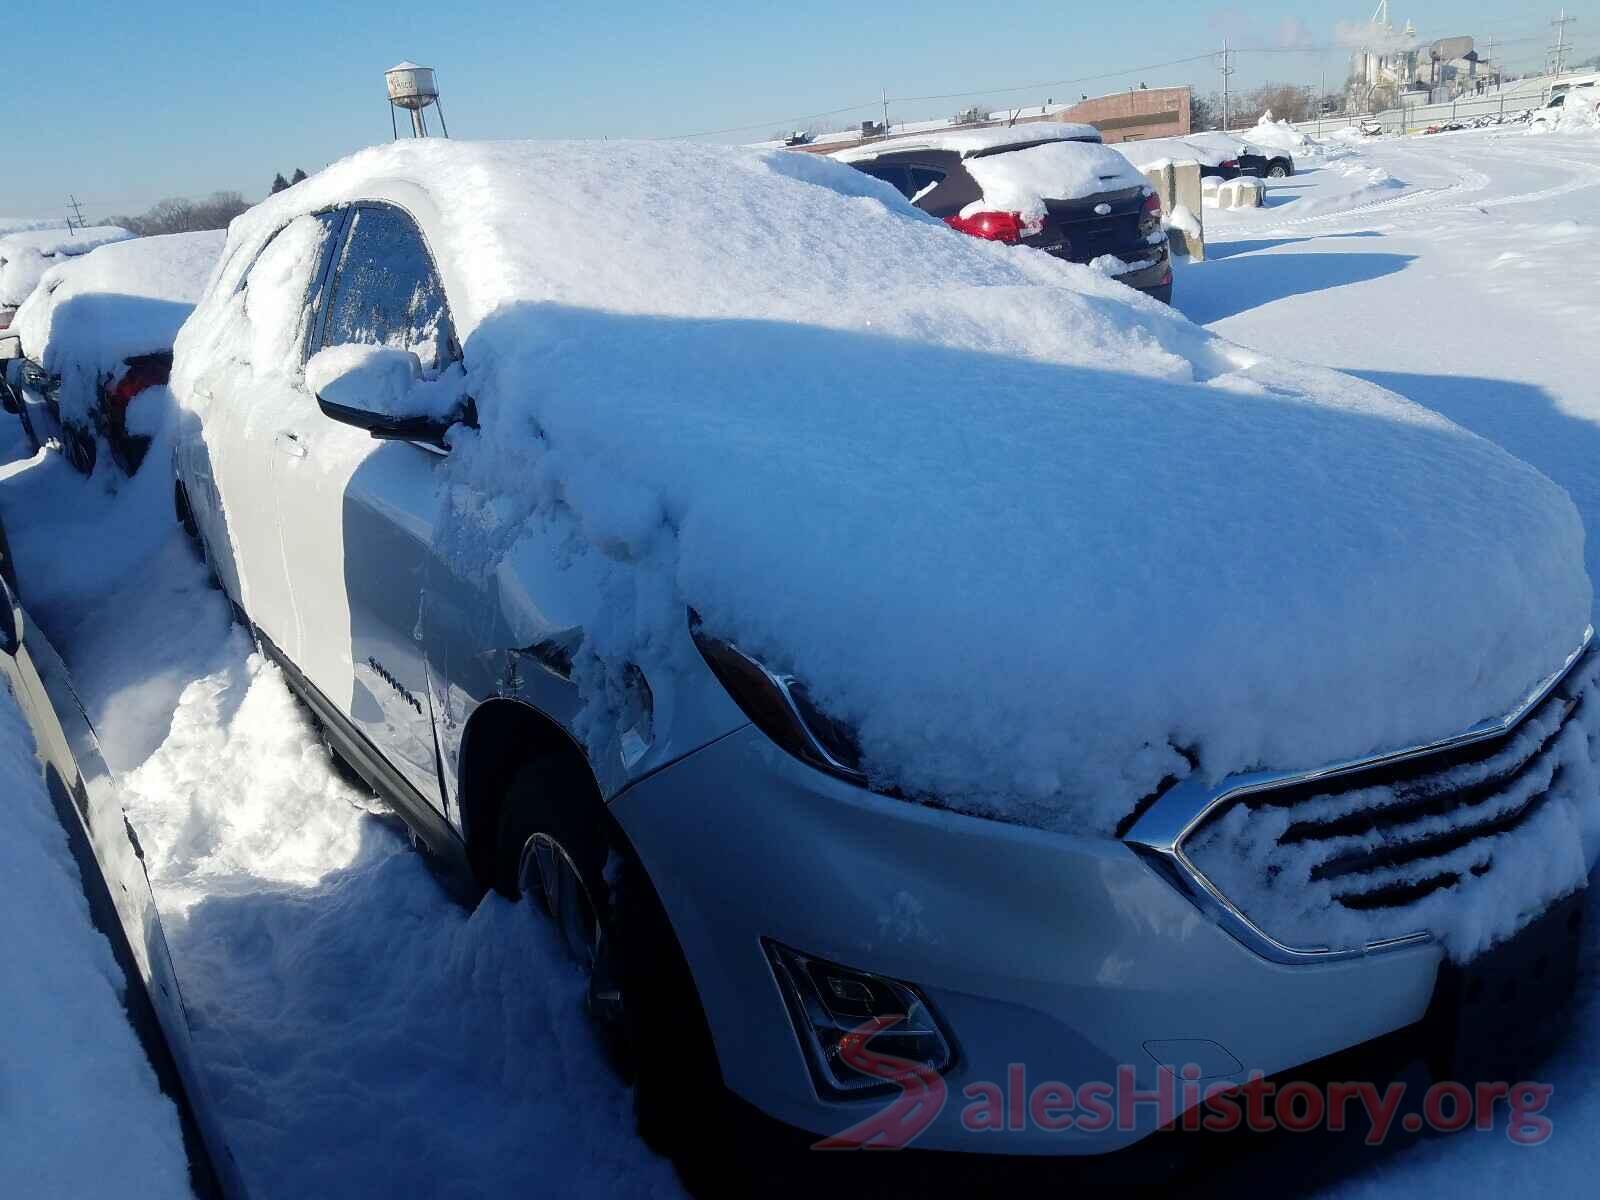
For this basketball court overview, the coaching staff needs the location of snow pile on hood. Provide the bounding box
[0,225,133,309]
[832,123,1101,162]
[959,140,1148,218]
[177,139,1592,834]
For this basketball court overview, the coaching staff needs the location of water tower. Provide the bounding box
[386,62,449,139]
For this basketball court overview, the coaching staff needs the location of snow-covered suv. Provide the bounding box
[172,139,1599,1161]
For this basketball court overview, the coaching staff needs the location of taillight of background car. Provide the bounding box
[98,352,173,475]
[105,355,171,414]
[943,211,1044,245]
[1139,190,1162,237]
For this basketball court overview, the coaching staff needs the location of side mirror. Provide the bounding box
[306,344,475,448]
[0,334,21,362]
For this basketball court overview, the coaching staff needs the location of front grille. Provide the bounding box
[1183,649,1600,960]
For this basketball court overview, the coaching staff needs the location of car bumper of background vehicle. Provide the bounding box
[609,725,1445,1156]
[1116,253,1173,304]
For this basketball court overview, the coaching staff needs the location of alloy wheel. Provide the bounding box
[518,831,626,1032]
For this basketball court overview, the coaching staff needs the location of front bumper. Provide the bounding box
[610,725,1451,1155]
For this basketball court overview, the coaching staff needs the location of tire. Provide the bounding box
[495,756,725,1159]
[63,423,96,475]
[175,481,201,544]
[1267,162,1290,179]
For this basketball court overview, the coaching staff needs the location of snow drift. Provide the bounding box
[174,139,1592,835]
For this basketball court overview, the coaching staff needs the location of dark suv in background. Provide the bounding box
[835,130,1172,303]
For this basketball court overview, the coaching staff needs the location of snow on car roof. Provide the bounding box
[178,138,1591,835]
[0,225,135,309]
[1112,137,1229,169]
[0,225,132,262]
[14,230,224,372]
[831,123,1103,162]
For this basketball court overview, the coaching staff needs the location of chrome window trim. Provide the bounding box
[1124,626,1594,965]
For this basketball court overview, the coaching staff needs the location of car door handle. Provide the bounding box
[275,431,308,458]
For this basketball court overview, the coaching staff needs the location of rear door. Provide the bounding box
[199,211,344,660]
[273,203,457,812]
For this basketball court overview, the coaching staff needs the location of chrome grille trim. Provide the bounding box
[1123,626,1594,964]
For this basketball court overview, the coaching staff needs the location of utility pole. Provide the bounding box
[1550,9,1577,77]
[881,89,889,136]
[1218,38,1236,131]
[66,194,86,232]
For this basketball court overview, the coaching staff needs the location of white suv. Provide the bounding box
[171,138,1599,1162]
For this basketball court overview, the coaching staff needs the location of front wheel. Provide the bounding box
[1267,163,1290,179]
[497,757,725,1156]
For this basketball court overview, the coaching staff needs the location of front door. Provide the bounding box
[273,204,460,813]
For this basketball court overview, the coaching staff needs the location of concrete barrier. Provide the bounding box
[1213,177,1266,210]
[1139,160,1206,261]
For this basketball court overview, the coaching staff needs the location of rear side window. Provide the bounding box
[857,164,914,200]
[317,206,456,370]
[906,167,946,201]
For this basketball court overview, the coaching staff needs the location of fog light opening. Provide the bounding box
[763,939,954,1101]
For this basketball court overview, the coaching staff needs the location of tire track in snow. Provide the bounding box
[1259,137,1600,237]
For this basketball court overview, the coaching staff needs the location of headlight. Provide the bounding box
[690,617,866,784]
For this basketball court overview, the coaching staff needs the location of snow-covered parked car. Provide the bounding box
[1530,80,1600,130]
[1114,133,1237,181]
[833,125,1172,303]
[0,224,132,330]
[172,138,1598,1161]
[4,230,223,474]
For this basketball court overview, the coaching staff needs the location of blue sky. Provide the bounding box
[7,1,1593,219]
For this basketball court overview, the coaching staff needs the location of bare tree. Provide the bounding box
[109,191,252,237]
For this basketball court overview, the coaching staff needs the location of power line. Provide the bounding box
[662,52,1216,140]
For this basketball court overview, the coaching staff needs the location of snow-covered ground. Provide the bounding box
[0,573,193,1196]
[4,120,1600,1197]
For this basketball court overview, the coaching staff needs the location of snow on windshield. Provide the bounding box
[176,139,1592,836]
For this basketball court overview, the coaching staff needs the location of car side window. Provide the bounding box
[858,164,915,200]
[316,205,457,371]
